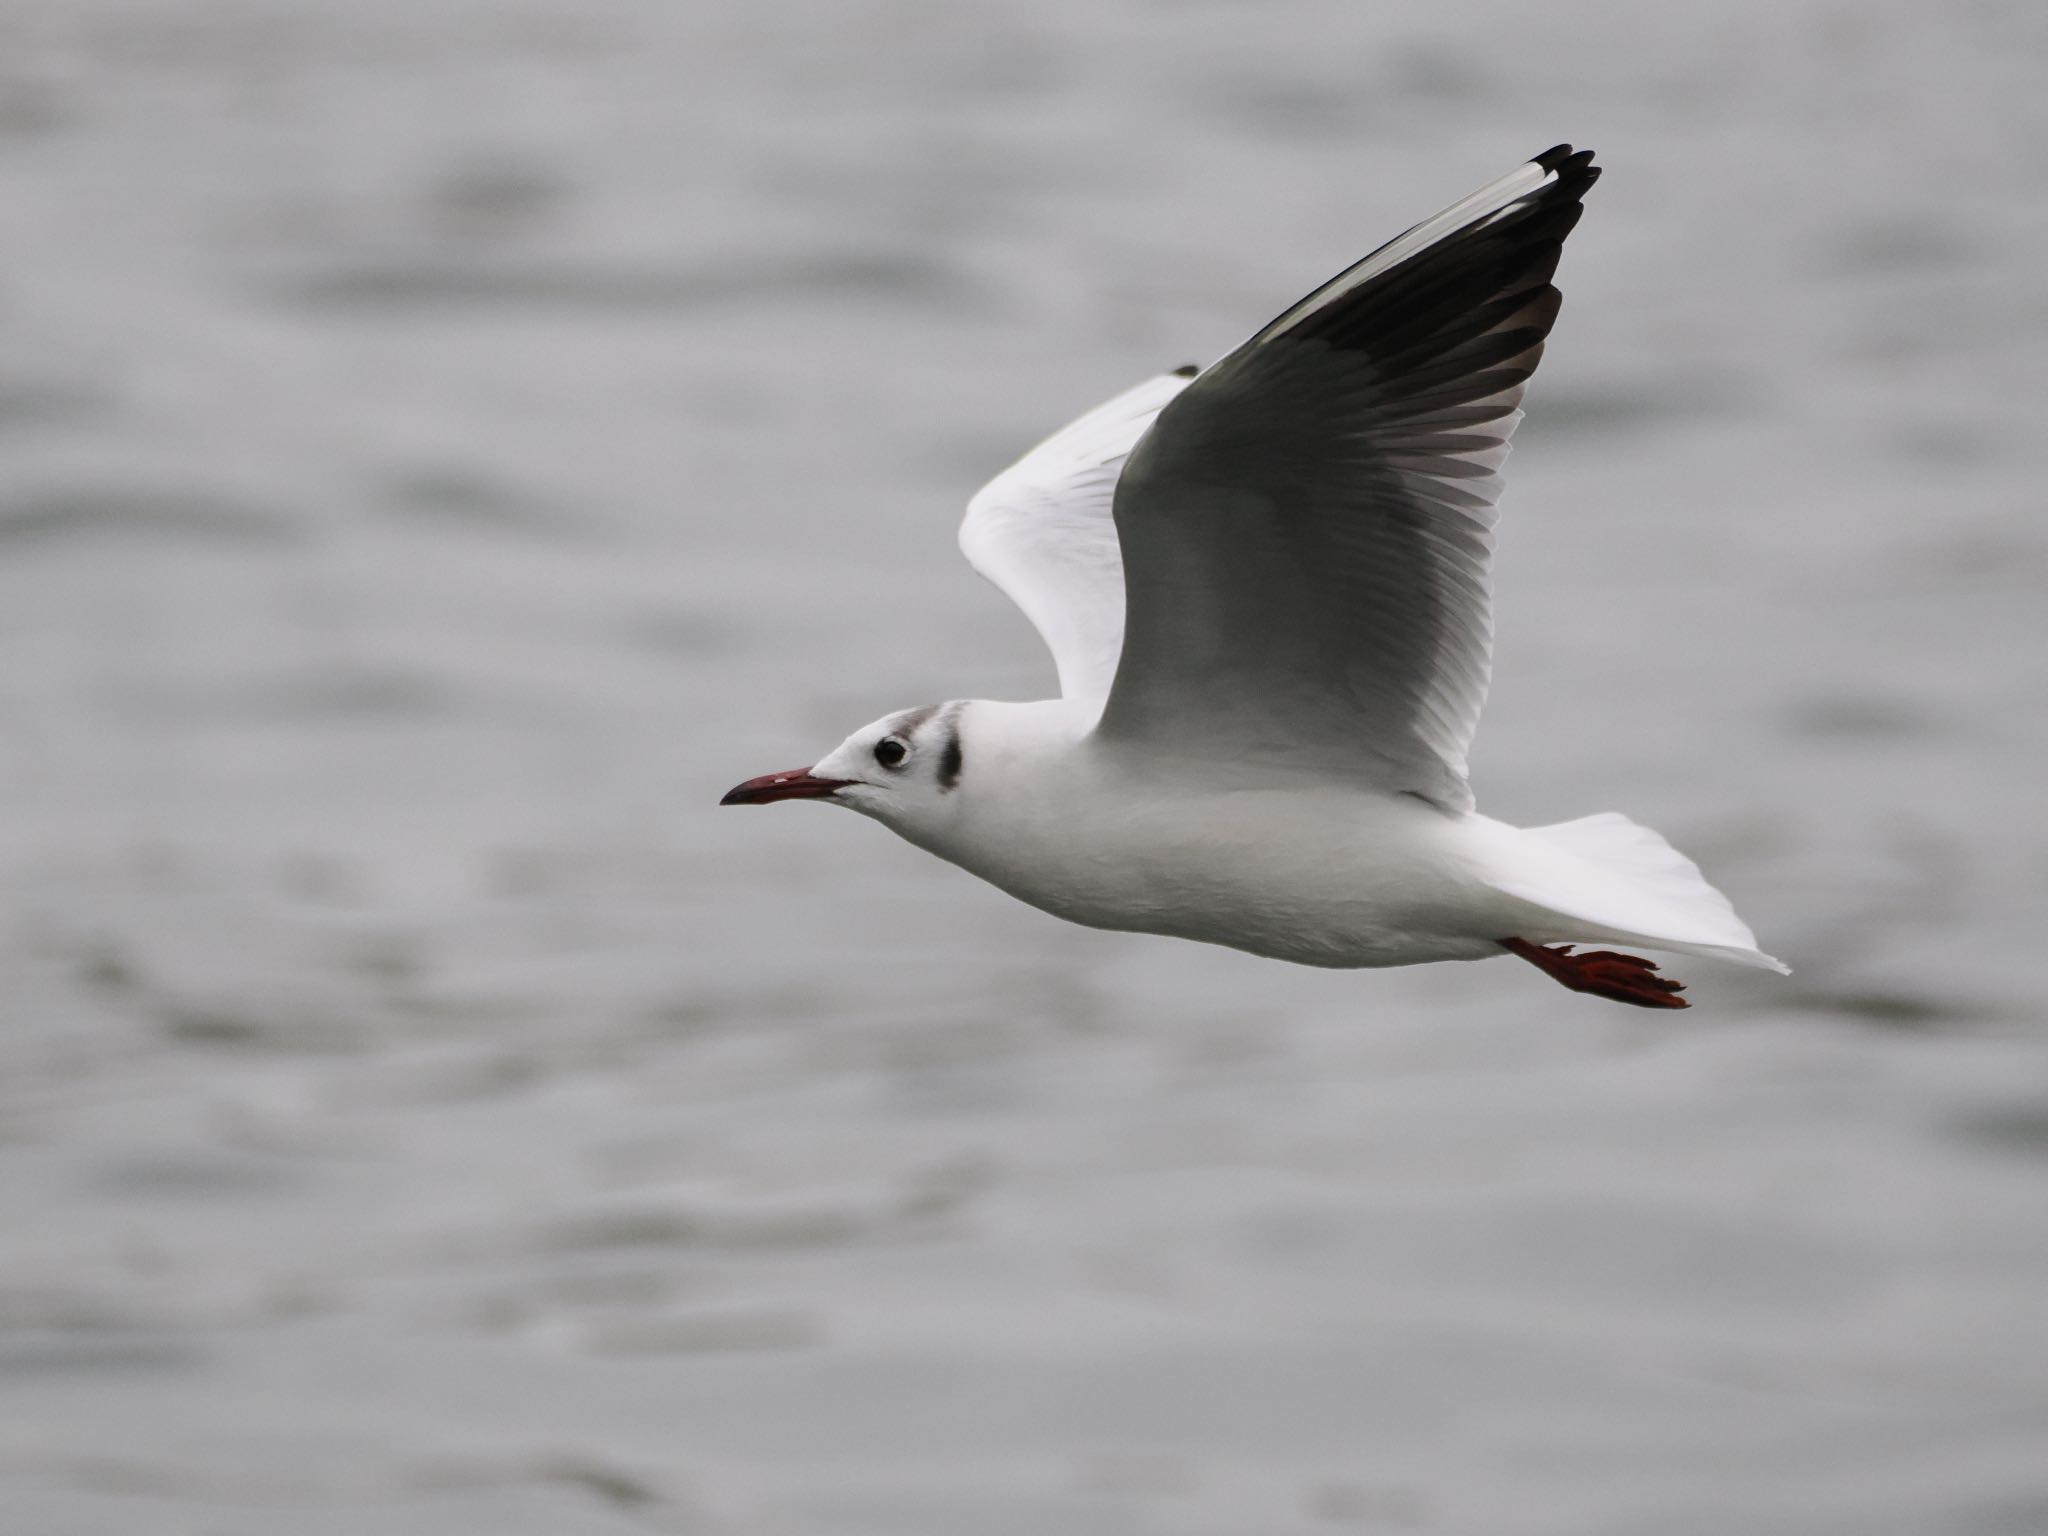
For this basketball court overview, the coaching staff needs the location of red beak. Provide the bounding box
[719,767,851,806]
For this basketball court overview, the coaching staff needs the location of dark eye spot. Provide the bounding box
[874,737,908,769]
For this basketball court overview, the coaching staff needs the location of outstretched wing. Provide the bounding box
[958,369,1195,700]
[1096,146,1601,812]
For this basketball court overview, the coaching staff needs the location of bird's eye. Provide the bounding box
[874,737,908,769]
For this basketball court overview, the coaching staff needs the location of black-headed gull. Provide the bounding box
[724,146,1786,1008]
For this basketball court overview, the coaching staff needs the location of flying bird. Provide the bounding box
[723,145,1786,1007]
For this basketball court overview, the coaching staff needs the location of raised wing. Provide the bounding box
[959,369,1195,700]
[1096,145,1601,812]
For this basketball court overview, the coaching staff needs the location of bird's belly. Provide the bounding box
[946,790,1502,969]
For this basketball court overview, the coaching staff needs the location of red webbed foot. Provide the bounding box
[1499,937,1689,1009]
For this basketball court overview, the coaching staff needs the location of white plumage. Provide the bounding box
[725,146,1785,1009]
[959,368,1191,702]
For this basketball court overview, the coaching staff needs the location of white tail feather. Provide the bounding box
[1493,812,1788,973]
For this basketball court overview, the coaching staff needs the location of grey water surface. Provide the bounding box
[2,3,2045,1533]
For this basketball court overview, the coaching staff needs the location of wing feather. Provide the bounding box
[1096,147,1601,812]
[957,370,1195,699]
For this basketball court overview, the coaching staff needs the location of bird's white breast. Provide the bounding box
[905,700,1508,968]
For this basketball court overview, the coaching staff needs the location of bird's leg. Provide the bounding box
[1498,937,1689,1009]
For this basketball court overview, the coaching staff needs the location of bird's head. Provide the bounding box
[720,702,967,833]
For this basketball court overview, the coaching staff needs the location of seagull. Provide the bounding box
[723,145,1786,1008]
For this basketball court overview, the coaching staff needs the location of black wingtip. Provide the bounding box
[1171,363,1200,378]
[1533,144,1599,191]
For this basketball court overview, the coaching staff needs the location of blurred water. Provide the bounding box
[1,2,2045,1532]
